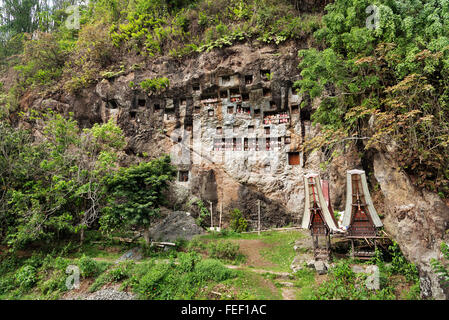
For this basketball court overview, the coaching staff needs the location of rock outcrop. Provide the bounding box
[373,152,449,299]
[148,211,205,242]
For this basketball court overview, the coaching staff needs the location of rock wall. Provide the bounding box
[374,152,449,299]
[52,42,326,228]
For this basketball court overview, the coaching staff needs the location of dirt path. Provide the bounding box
[281,288,297,300]
[234,239,277,269]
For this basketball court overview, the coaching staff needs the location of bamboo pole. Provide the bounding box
[219,202,223,229]
[209,201,213,229]
[258,200,261,236]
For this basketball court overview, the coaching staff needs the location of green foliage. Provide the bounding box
[130,253,236,299]
[229,208,248,233]
[193,199,210,228]
[0,112,125,249]
[78,255,101,278]
[388,242,419,282]
[295,0,449,197]
[208,240,241,262]
[431,242,449,286]
[15,265,37,291]
[193,258,236,282]
[14,32,67,87]
[313,259,396,300]
[108,0,318,57]
[139,77,170,93]
[100,155,177,233]
[178,251,201,273]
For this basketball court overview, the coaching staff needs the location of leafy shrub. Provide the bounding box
[15,265,37,291]
[109,261,135,282]
[89,272,110,293]
[388,242,418,282]
[0,274,15,295]
[193,259,236,282]
[78,255,100,278]
[431,242,449,286]
[208,240,240,261]
[186,237,207,253]
[0,255,21,275]
[229,209,248,233]
[133,263,172,300]
[193,199,210,228]
[178,251,201,273]
[139,77,170,93]
[38,270,68,296]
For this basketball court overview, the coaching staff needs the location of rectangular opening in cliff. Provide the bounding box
[301,107,311,121]
[194,106,201,113]
[245,75,253,84]
[261,70,271,81]
[221,75,230,84]
[263,88,271,97]
[288,152,300,165]
[220,90,228,99]
[178,171,189,182]
[107,100,118,109]
[138,99,146,107]
[266,137,271,151]
[264,127,270,135]
[291,104,299,114]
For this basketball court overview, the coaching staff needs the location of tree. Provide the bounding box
[295,0,449,197]
[100,155,176,243]
[0,111,125,249]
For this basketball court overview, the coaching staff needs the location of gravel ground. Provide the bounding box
[85,288,136,300]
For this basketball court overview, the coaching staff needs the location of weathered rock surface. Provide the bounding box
[148,211,205,242]
[374,152,449,299]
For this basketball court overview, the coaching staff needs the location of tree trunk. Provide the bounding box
[143,228,151,244]
[80,228,85,245]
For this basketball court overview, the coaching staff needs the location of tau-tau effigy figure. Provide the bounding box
[301,172,339,261]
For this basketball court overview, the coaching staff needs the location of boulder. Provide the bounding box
[314,260,327,275]
[148,211,205,242]
[116,247,143,263]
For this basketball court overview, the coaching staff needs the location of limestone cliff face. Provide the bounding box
[52,42,324,230]
[25,41,449,299]
[374,152,449,299]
